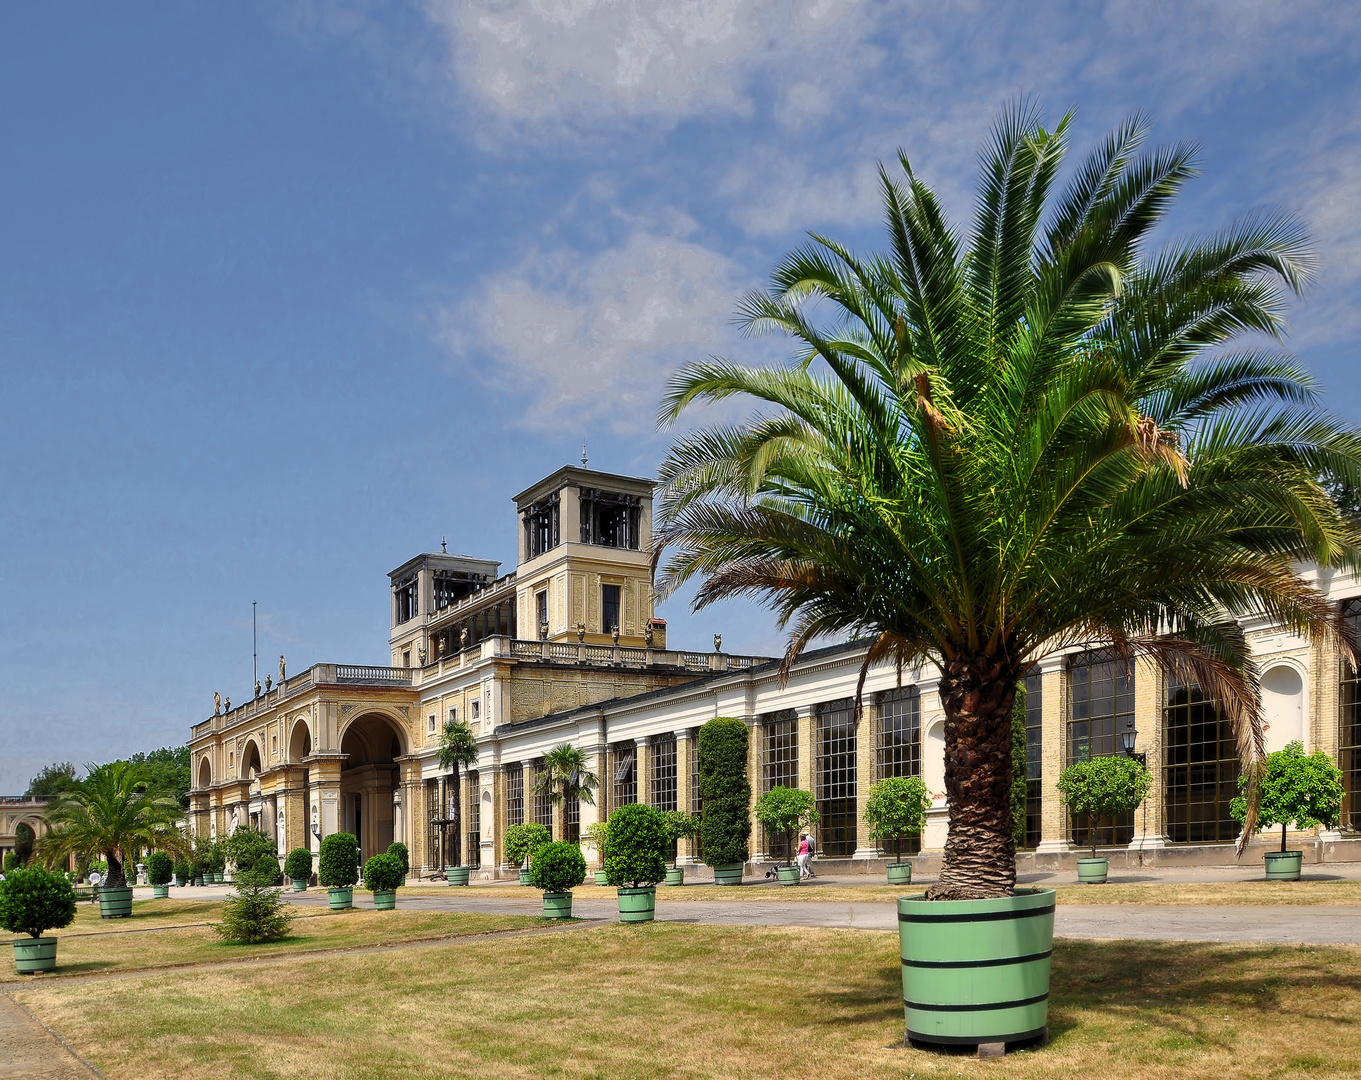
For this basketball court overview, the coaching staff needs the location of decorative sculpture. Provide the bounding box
[460,627,470,649]
[576,621,586,642]
[265,674,272,692]
[255,680,262,699]
[223,696,231,711]
[612,625,620,645]
[418,646,426,665]
[279,655,286,683]
[644,623,654,647]
[214,691,221,716]
[714,633,723,653]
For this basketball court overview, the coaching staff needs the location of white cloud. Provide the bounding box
[441,228,750,430]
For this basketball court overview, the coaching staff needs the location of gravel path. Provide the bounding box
[0,992,101,1079]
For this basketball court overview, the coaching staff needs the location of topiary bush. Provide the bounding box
[146,851,174,886]
[362,851,405,893]
[528,841,587,894]
[1232,740,1344,852]
[698,717,751,868]
[318,832,360,888]
[0,866,78,939]
[864,776,932,863]
[603,803,668,889]
[387,841,410,877]
[1058,755,1152,858]
[504,823,550,869]
[173,859,193,885]
[284,847,313,882]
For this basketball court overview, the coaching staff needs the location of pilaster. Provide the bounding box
[745,717,764,859]
[1037,658,1071,853]
[1129,657,1167,849]
[636,737,652,808]
[674,729,698,863]
[852,699,878,859]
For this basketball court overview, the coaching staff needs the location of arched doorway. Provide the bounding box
[340,713,405,865]
[289,720,314,851]
[241,741,263,780]
[198,757,212,790]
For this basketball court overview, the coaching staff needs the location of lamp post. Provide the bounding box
[1120,725,1147,766]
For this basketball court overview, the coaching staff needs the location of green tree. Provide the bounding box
[224,828,275,873]
[1231,740,1343,852]
[436,717,480,868]
[503,823,550,869]
[654,106,1361,899]
[602,803,668,889]
[1011,684,1030,848]
[753,787,818,868]
[696,718,751,868]
[37,761,188,888]
[864,776,932,863]
[0,866,78,939]
[213,872,293,944]
[1057,756,1153,858]
[126,746,192,810]
[534,743,601,841]
[25,762,78,799]
[659,811,701,868]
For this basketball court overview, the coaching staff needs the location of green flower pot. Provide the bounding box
[664,867,685,886]
[887,862,913,886]
[1265,850,1303,881]
[445,866,471,886]
[290,878,308,892]
[327,887,354,910]
[98,886,134,919]
[711,864,744,886]
[1077,857,1109,884]
[194,876,203,886]
[594,869,609,886]
[899,887,1055,1048]
[373,890,396,910]
[617,886,657,923]
[542,891,573,918]
[518,869,532,886]
[152,884,170,899]
[777,866,801,886]
[13,937,58,975]
[212,873,223,884]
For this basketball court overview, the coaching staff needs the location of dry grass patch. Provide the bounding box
[12,923,1361,1080]
[1,904,540,983]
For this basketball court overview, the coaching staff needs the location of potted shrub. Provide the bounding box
[504,823,550,886]
[603,802,668,922]
[660,811,701,885]
[864,776,932,885]
[583,821,610,885]
[362,851,405,910]
[437,717,479,885]
[284,847,313,891]
[146,851,174,899]
[754,787,818,886]
[1232,740,1344,881]
[529,840,587,918]
[0,866,78,974]
[318,832,360,910]
[172,859,192,888]
[1058,755,1152,883]
[207,840,227,884]
[387,842,410,881]
[697,717,751,886]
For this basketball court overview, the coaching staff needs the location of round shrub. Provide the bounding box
[173,859,193,885]
[387,841,410,876]
[0,866,78,939]
[529,841,587,893]
[864,775,932,861]
[603,803,667,889]
[504,823,550,868]
[698,717,751,867]
[754,786,818,867]
[146,851,174,886]
[1058,755,1152,858]
[362,851,405,893]
[317,832,360,888]
[284,847,314,881]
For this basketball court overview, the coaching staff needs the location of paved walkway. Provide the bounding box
[0,992,98,1079]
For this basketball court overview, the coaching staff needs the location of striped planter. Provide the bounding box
[373,890,396,910]
[13,938,58,975]
[291,879,308,892]
[617,887,656,923]
[1076,858,1109,885]
[327,887,354,910]
[542,891,574,918]
[445,866,471,886]
[519,869,532,886]
[898,888,1055,1048]
[711,864,744,886]
[664,867,685,886]
[594,870,609,886]
[152,884,170,899]
[777,867,801,886]
[887,862,913,886]
[98,886,134,919]
[1265,851,1303,881]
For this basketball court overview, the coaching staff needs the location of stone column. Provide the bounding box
[309,754,344,849]
[1037,659,1071,854]
[1129,658,1167,852]
[522,761,535,837]
[580,740,607,866]
[852,699,878,859]
[487,764,506,874]
[745,717,764,860]
[675,729,698,863]
[635,737,652,807]
[796,706,814,793]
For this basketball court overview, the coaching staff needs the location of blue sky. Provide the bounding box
[1,1,1357,789]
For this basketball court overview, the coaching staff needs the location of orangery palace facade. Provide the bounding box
[186,463,1361,877]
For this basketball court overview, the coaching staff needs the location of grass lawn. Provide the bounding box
[11,922,1361,1079]
[409,879,1361,906]
[0,898,540,983]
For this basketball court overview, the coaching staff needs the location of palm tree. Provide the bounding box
[436,718,479,868]
[655,106,1361,900]
[534,743,600,842]
[38,761,188,887]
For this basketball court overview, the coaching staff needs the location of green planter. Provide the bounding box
[373,890,396,910]
[887,862,913,886]
[194,876,203,886]
[1265,850,1303,881]
[291,879,308,892]
[518,869,532,886]
[13,937,58,975]
[152,884,170,899]
[711,863,744,886]
[594,869,609,886]
[445,866,471,886]
[542,891,574,918]
[664,867,685,886]
[776,866,801,886]
[211,873,223,884]
[99,886,134,919]
[899,887,1055,1048]
[327,887,354,911]
[1076,857,1109,885]
[617,886,657,923]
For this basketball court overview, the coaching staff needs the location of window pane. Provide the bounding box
[1342,599,1361,830]
[816,699,857,857]
[1163,680,1240,843]
[1066,654,1135,846]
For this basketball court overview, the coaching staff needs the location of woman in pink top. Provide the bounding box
[796,833,812,879]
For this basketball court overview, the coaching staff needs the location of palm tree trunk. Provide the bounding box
[106,850,126,889]
[1281,821,1287,854]
[450,765,462,868]
[927,653,1021,900]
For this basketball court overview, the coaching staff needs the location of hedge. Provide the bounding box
[698,717,751,867]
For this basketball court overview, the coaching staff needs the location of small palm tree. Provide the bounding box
[437,719,480,868]
[37,761,188,887]
[534,744,600,842]
[655,106,1361,900]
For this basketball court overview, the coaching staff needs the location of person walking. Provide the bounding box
[88,867,101,903]
[796,833,811,879]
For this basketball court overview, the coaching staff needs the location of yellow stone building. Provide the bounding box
[187,463,1361,877]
